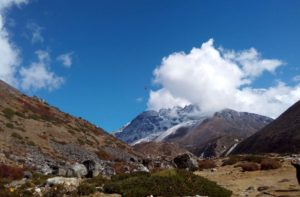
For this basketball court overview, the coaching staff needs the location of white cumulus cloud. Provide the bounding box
[0,0,27,86]
[0,0,66,92]
[20,50,64,91]
[57,52,73,68]
[148,39,300,118]
[0,0,27,11]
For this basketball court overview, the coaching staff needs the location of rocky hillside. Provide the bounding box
[114,105,206,144]
[134,141,200,171]
[0,80,142,176]
[176,109,273,157]
[233,100,300,154]
[133,141,190,160]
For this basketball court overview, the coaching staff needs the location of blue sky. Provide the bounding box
[1,0,300,131]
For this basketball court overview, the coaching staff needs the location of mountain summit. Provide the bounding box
[233,100,300,154]
[114,104,206,144]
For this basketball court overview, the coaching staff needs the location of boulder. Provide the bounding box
[133,164,149,173]
[82,160,116,177]
[71,163,87,178]
[82,160,97,177]
[7,178,26,188]
[41,165,52,175]
[51,166,67,176]
[46,177,80,187]
[173,154,198,171]
[101,166,116,177]
[66,168,75,177]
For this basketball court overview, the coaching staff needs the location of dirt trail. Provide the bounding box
[195,160,300,197]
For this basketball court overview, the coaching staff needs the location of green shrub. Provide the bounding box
[260,158,282,170]
[15,111,27,118]
[27,141,36,146]
[2,108,15,120]
[77,182,97,195]
[31,173,51,186]
[44,184,69,197]
[104,169,232,197]
[111,171,150,181]
[77,138,85,145]
[11,132,22,140]
[6,123,14,129]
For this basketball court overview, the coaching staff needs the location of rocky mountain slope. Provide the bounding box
[232,100,300,154]
[0,80,141,176]
[175,109,273,157]
[114,105,206,144]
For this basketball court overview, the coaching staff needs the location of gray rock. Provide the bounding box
[66,168,75,177]
[51,166,67,176]
[46,177,80,187]
[173,153,198,171]
[133,164,149,172]
[71,163,87,178]
[82,159,116,177]
[82,160,97,178]
[41,165,52,175]
[6,178,26,188]
[101,166,116,176]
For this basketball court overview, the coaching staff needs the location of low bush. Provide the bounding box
[11,132,22,140]
[6,123,14,129]
[223,155,264,166]
[76,175,108,195]
[44,184,76,197]
[198,159,217,170]
[77,182,97,195]
[31,173,51,186]
[0,164,24,181]
[2,108,15,120]
[260,158,282,170]
[104,169,232,197]
[235,162,260,172]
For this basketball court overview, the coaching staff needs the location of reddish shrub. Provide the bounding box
[0,164,24,180]
[260,158,282,170]
[235,162,260,172]
[198,160,217,170]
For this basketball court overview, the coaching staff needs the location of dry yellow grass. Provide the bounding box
[195,158,300,197]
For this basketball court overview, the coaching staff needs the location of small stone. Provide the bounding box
[41,165,52,175]
[257,186,269,192]
[246,186,255,191]
[23,171,33,179]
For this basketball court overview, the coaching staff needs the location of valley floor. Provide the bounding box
[195,158,300,197]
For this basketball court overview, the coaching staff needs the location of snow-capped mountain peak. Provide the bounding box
[114,104,205,144]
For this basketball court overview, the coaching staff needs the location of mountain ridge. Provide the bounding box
[232,100,300,154]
